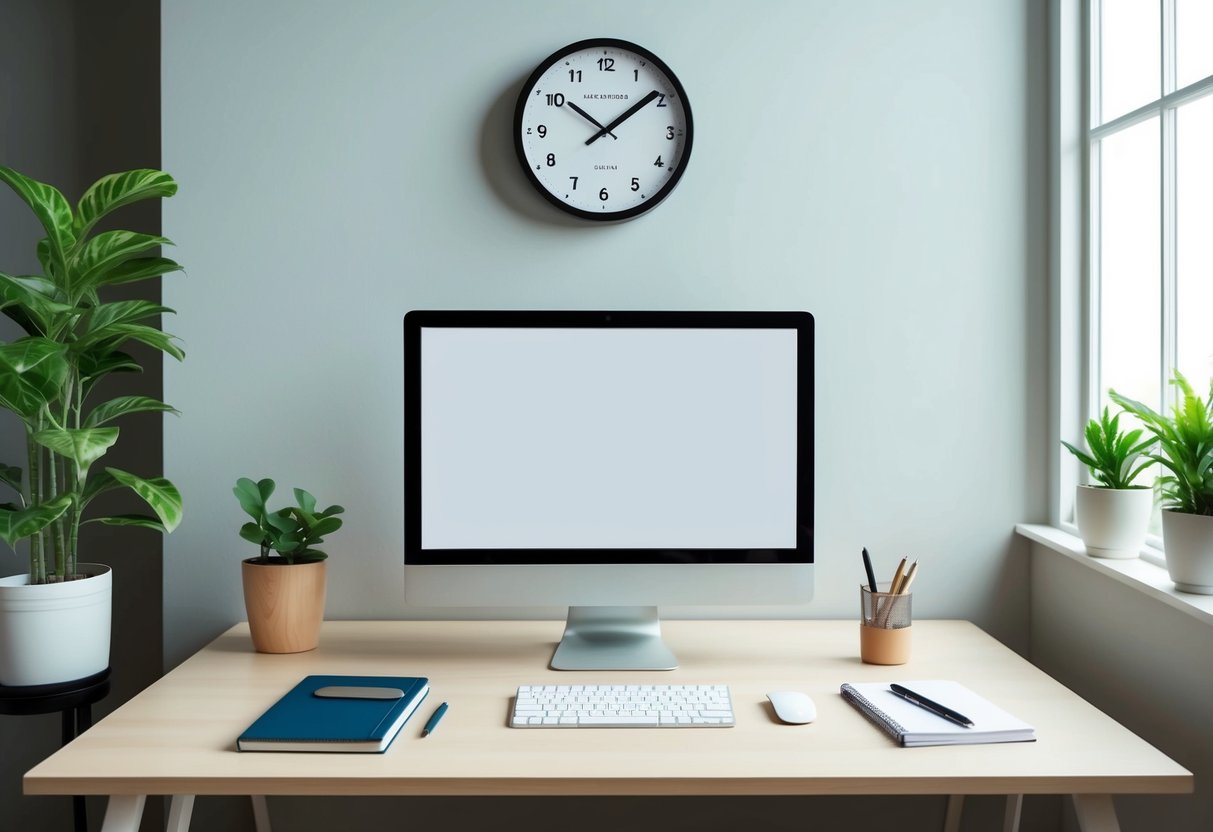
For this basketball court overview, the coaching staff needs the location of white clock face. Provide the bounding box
[514,40,693,221]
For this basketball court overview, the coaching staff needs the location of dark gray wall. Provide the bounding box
[0,2,162,830]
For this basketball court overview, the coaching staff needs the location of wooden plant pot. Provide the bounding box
[241,559,327,654]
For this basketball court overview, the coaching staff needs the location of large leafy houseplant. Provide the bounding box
[1110,371,1213,516]
[0,166,184,584]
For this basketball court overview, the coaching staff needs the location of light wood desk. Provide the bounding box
[24,620,1191,832]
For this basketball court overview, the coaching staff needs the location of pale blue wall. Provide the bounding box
[162,1,1048,673]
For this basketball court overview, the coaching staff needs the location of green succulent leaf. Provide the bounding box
[74,169,177,239]
[84,395,178,428]
[294,488,317,515]
[239,522,267,545]
[105,468,183,533]
[234,477,270,519]
[265,509,296,534]
[0,495,72,548]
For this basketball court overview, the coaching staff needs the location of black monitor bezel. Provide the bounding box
[404,310,813,566]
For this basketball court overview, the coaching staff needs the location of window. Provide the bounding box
[1090,0,1213,417]
[1053,1,1213,542]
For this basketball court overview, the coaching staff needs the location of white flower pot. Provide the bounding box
[0,564,112,686]
[1074,485,1154,559]
[1161,510,1213,595]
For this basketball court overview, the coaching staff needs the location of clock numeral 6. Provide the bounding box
[599,188,609,202]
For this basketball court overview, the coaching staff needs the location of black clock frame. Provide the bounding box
[512,38,694,222]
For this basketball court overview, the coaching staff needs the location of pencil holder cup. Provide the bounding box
[859,584,912,665]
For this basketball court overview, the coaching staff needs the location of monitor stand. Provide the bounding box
[550,606,679,671]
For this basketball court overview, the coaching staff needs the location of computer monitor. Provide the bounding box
[403,310,813,670]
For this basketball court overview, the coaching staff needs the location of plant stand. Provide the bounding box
[0,667,111,832]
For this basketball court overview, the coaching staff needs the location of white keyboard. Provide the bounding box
[511,683,735,728]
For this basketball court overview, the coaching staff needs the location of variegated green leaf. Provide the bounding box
[80,300,174,338]
[105,468,182,532]
[85,514,168,533]
[92,256,183,288]
[0,495,72,548]
[72,231,171,292]
[0,338,69,420]
[33,427,119,472]
[84,395,178,428]
[74,170,177,239]
[0,166,74,267]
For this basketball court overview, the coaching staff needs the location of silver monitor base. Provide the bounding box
[550,606,678,671]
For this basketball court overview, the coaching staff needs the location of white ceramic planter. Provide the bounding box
[1074,485,1154,559]
[0,564,112,686]
[1161,510,1213,594]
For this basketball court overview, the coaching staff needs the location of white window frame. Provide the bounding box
[1052,0,1213,568]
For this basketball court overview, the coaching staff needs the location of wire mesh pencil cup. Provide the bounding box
[860,583,912,665]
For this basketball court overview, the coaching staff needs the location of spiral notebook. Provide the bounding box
[840,680,1035,747]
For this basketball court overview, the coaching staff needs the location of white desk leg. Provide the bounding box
[1072,794,1121,832]
[167,795,196,832]
[99,794,146,832]
[1003,794,1023,832]
[252,794,272,832]
[943,795,964,832]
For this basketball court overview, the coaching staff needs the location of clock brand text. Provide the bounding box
[583,94,629,100]
[594,165,619,170]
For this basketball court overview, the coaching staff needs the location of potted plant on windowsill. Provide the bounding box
[1111,371,1213,594]
[234,477,344,653]
[0,166,184,686]
[1061,406,1155,559]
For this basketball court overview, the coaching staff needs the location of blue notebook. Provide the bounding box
[237,675,430,752]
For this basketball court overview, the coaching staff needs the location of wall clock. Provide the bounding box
[513,38,693,222]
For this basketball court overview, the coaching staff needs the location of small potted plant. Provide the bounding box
[1061,406,1155,558]
[1111,371,1213,594]
[234,477,344,653]
[0,166,184,686]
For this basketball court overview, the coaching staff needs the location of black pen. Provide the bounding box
[889,684,973,728]
[421,702,448,737]
[861,547,878,594]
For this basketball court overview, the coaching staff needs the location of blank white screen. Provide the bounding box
[421,327,798,551]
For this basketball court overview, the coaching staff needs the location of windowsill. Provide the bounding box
[1016,524,1213,627]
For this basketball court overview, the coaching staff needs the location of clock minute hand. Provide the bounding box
[565,101,617,139]
[585,90,661,146]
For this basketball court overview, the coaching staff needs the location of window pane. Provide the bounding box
[1099,116,1161,411]
[1100,0,1160,123]
[1177,95,1213,398]
[1177,0,1213,90]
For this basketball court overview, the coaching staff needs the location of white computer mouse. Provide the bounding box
[767,691,816,724]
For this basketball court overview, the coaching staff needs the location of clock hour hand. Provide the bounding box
[565,101,617,140]
[585,90,661,146]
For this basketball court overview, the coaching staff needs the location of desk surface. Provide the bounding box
[24,619,1192,798]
